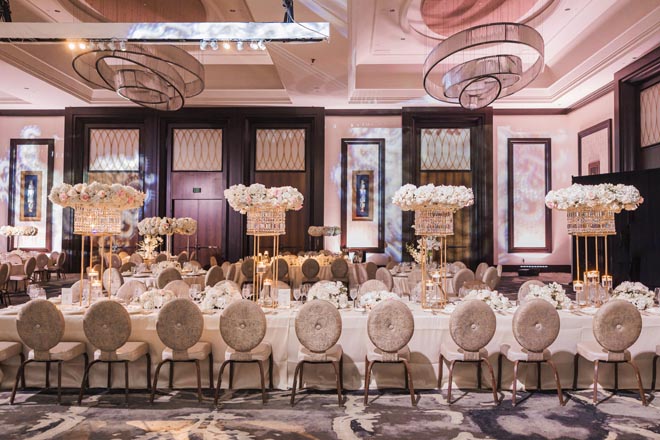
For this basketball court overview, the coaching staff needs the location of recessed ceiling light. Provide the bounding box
[389,9,395,12]
[236,41,243,51]
[222,41,231,50]
[564,8,571,11]
[54,9,60,13]
[633,56,638,59]
[401,37,406,40]
[229,9,236,13]
[67,41,76,50]
[23,87,29,90]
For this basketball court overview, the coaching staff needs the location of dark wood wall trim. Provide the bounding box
[325,109,402,116]
[578,119,612,175]
[614,44,660,172]
[0,110,65,117]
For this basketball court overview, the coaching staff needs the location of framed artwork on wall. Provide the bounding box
[8,138,54,251]
[341,138,385,253]
[578,119,612,176]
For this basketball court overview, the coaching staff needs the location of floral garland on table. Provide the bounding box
[0,226,38,236]
[200,284,241,310]
[392,184,474,211]
[405,237,441,264]
[307,280,349,309]
[224,183,304,214]
[463,289,511,311]
[545,183,643,212]
[134,289,176,310]
[358,290,400,309]
[611,281,655,310]
[526,282,571,310]
[49,182,145,209]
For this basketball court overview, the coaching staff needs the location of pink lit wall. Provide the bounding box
[0,116,65,253]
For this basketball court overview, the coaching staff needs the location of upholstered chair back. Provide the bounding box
[116,280,147,302]
[273,258,289,279]
[213,280,241,293]
[295,299,342,353]
[365,262,378,280]
[156,298,203,354]
[189,260,202,271]
[221,261,231,278]
[24,257,37,278]
[475,262,489,281]
[449,300,496,354]
[593,299,642,353]
[406,269,422,292]
[56,252,67,266]
[70,279,89,302]
[241,258,255,280]
[154,253,167,263]
[49,251,59,265]
[452,261,467,270]
[16,299,65,360]
[205,265,225,287]
[102,268,124,295]
[330,258,349,278]
[367,300,414,355]
[461,280,489,292]
[301,258,320,279]
[512,298,560,353]
[35,253,49,270]
[220,299,267,354]
[157,267,182,289]
[164,280,191,298]
[0,263,9,285]
[7,254,22,265]
[358,279,389,296]
[83,300,131,360]
[375,267,394,291]
[227,264,237,282]
[518,280,545,302]
[129,253,143,265]
[177,252,188,264]
[119,262,136,273]
[483,267,500,290]
[453,268,476,296]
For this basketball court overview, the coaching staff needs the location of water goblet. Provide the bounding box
[190,283,201,301]
[349,287,358,307]
[293,287,301,302]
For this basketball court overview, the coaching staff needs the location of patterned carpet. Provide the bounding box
[1,387,659,439]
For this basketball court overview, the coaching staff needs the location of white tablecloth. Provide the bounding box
[1,302,659,392]
[231,263,357,289]
[123,274,206,289]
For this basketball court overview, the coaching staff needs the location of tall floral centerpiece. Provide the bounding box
[393,183,474,310]
[0,225,38,251]
[138,216,197,258]
[224,183,303,304]
[49,182,145,305]
[545,183,643,307]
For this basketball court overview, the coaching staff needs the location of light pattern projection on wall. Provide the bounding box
[580,125,609,175]
[256,129,305,171]
[173,129,222,171]
[330,126,402,260]
[421,128,470,170]
[641,82,660,148]
[511,142,548,249]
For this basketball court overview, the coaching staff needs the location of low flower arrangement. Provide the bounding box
[49,182,145,209]
[526,282,572,309]
[200,284,241,310]
[405,237,441,264]
[134,289,175,310]
[611,281,654,310]
[545,183,643,212]
[0,225,38,236]
[392,184,474,211]
[307,280,349,309]
[463,289,511,311]
[224,183,304,214]
[358,290,400,310]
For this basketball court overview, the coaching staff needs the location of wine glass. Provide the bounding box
[349,287,358,307]
[190,283,201,302]
[293,287,302,303]
[242,284,250,300]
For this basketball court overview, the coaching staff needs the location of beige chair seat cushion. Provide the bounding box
[162,341,211,361]
[225,341,272,362]
[501,343,551,362]
[94,341,149,362]
[441,340,489,362]
[576,341,630,362]
[0,341,22,362]
[9,275,28,281]
[299,344,342,362]
[29,342,86,362]
[367,345,410,362]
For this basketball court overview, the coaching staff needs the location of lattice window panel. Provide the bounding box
[641,82,660,147]
[420,128,471,171]
[88,129,139,171]
[172,129,223,171]
[255,129,305,171]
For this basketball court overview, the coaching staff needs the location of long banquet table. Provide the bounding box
[1,301,659,393]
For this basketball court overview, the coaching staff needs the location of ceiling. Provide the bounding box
[0,0,658,109]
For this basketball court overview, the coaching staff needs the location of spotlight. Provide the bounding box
[210,39,218,50]
[200,39,208,50]
[249,41,259,50]
[222,41,231,50]
[257,40,266,51]
[108,39,116,51]
[67,41,76,50]
[78,41,87,50]
[236,41,244,51]
[119,40,126,51]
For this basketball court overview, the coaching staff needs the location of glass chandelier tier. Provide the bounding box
[423,22,544,110]
[72,43,204,111]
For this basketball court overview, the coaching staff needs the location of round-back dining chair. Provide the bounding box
[330,258,350,286]
[164,280,191,298]
[517,280,545,303]
[375,267,394,291]
[475,262,489,281]
[301,258,320,286]
[205,265,225,287]
[102,268,124,296]
[453,268,475,297]
[116,279,147,303]
[157,267,182,289]
[358,279,389,297]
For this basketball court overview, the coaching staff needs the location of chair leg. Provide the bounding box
[124,361,130,404]
[299,362,305,390]
[214,361,230,405]
[512,360,519,406]
[614,363,619,392]
[627,360,648,406]
[653,355,658,391]
[477,361,482,389]
[228,362,234,389]
[401,359,416,406]
[257,360,267,404]
[208,353,214,390]
[446,360,456,404]
[497,353,503,391]
[146,353,152,391]
[547,359,565,406]
[290,361,302,406]
[194,360,202,403]
[57,361,62,404]
[269,353,274,389]
[19,352,25,389]
[364,357,373,405]
[593,360,599,404]
[339,355,344,390]
[482,358,499,405]
[45,361,50,389]
[438,354,444,390]
[573,354,579,390]
[10,360,28,404]
[537,362,542,390]
[78,359,98,404]
[331,360,343,407]
[107,362,112,389]
[83,353,89,388]
[150,360,167,403]
[169,361,174,389]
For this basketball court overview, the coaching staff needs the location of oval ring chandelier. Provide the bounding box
[72,44,204,111]
[423,23,544,110]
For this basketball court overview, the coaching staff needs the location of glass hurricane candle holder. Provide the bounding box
[573,280,587,307]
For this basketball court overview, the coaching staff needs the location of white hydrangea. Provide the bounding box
[358,290,400,309]
[463,289,511,311]
[0,225,38,236]
[611,281,654,310]
[526,282,572,309]
[224,184,304,214]
[307,280,348,309]
[392,184,474,211]
[545,183,643,212]
[49,182,145,209]
[200,284,241,310]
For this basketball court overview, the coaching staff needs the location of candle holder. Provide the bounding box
[573,280,586,307]
[247,208,285,306]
